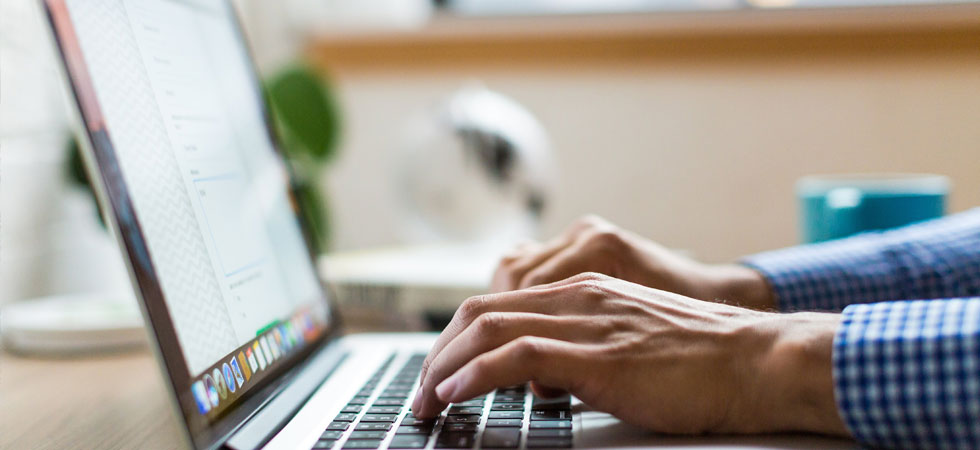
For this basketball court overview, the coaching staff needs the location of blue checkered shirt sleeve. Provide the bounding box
[742,208,980,448]
[743,208,980,312]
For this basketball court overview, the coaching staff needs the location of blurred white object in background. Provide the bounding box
[1,293,144,355]
[320,243,500,330]
[394,84,557,247]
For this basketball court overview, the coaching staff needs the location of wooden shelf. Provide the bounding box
[306,4,980,74]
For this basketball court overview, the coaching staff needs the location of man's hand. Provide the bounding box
[491,215,775,310]
[412,273,849,437]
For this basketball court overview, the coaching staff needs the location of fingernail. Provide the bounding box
[435,375,459,402]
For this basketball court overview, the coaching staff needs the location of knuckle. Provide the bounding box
[585,228,624,250]
[577,272,608,283]
[512,336,543,360]
[473,312,506,337]
[457,295,490,322]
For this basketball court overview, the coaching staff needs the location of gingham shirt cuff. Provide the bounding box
[834,298,980,448]
[742,236,903,312]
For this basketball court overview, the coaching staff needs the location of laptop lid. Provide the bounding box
[42,0,341,448]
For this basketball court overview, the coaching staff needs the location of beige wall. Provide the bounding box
[322,53,980,262]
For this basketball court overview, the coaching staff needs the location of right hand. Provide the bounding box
[491,215,774,310]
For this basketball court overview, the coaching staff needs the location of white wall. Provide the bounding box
[320,56,980,263]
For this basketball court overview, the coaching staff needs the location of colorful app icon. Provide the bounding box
[213,368,228,400]
[192,380,211,414]
[223,363,237,394]
[246,346,258,373]
[254,341,267,370]
[273,328,284,353]
[302,315,314,336]
[286,323,298,348]
[203,374,219,408]
[261,336,275,362]
[230,358,246,388]
[237,352,251,381]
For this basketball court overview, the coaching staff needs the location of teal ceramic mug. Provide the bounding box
[797,174,949,243]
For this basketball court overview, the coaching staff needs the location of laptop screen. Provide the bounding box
[45,0,334,441]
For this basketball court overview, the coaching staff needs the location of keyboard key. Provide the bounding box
[367,406,402,414]
[333,413,358,422]
[399,417,435,426]
[356,389,374,397]
[526,438,573,448]
[481,428,521,448]
[486,419,523,427]
[529,420,572,429]
[442,423,478,433]
[321,430,344,440]
[491,404,523,411]
[489,411,523,419]
[447,406,483,415]
[377,393,410,399]
[347,397,369,405]
[342,439,382,449]
[382,389,412,396]
[326,422,350,431]
[435,432,476,448]
[532,395,570,411]
[349,431,388,440]
[355,422,392,431]
[341,405,362,414]
[493,394,524,403]
[444,415,481,424]
[396,425,434,435]
[453,399,485,407]
[372,398,405,406]
[527,429,572,439]
[312,440,335,449]
[388,435,428,449]
[530,410,571,421]
[360,414,398,422]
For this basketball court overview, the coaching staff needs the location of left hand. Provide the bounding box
[411,272,849,436]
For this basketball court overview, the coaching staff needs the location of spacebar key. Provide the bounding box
[481,428,521,448]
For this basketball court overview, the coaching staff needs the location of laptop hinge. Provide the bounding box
[224,343,349,450]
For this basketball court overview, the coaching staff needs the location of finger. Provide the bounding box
[523,271,613,291]
[417,313,601,418]
[415,287,595,414]
[434,337,586,404]
[491,219,595,292]
[517,238,596,289]
[530,382,567,399]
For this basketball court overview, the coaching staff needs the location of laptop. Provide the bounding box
[42,1,854,449]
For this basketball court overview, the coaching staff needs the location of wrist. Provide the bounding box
[742,312,849,436]
[702,264,775,310]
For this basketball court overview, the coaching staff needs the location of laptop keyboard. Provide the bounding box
[312,353,573,449]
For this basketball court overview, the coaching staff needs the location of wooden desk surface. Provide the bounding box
[0,349,183,449]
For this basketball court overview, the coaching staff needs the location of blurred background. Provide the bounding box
[2,0,980,310]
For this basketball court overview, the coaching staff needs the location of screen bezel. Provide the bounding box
[41,1,344,448]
